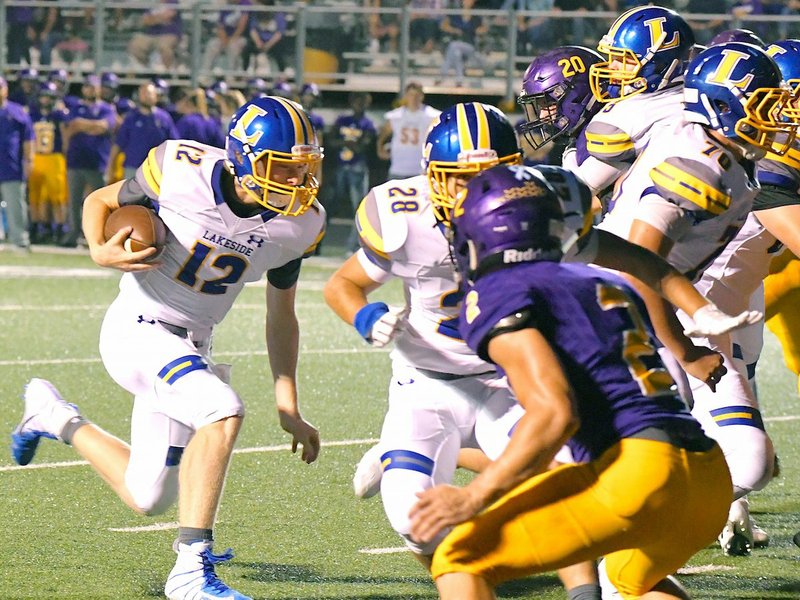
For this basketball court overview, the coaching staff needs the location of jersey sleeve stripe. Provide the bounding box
[650,162,731,215]
[585,131,635,156]
[143,148,162,196]
[302,227,326,256]
[764,147,800,170]
[355,198,389,256]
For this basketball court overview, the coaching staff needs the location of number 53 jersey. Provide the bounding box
[597,120,760,280]
[117,139,326,330]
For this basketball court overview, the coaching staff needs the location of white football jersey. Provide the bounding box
[569,86,685,194]
[597,119,759,279]
[384,105,441,177]
[694,213,779,315]
[117,140,325,330]
[355,174,490,375]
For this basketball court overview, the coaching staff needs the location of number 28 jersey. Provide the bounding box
[355,174,490,375]
[118,139,325,331]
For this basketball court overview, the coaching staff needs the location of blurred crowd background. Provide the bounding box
[1,0,799,250]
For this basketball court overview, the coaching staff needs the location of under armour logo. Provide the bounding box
[137,315,156,325]
[247,235,265,247]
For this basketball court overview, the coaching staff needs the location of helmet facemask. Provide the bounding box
[237,144,322,216]
[518,84,574,150]
[734,86,797,155]
[427,149,521,226]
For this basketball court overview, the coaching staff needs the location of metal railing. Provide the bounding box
[3,0,800,97]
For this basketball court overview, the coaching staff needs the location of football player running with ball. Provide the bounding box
[10,96,325,600]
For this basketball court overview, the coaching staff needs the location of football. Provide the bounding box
[104,205,167,260]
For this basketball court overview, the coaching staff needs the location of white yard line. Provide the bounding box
[108,522,178,532]
[0,437,379,473]
[358,547,410,555]
[677,565,736,574]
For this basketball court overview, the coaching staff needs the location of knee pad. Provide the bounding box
[380,458,447,555]
[155,370,244,430]
[718,426,775,497]
[125,463,180,516]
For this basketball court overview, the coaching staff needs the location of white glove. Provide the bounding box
[684,304,763,338]
[369,305,408,348]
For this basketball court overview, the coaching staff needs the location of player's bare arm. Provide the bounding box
[756,204,800,257]
[83,180,157,271]
[410,326,578,544]
[626,219,726,390]
[266,281,320,464]
[592,228,760,335]
[323,254,384,324]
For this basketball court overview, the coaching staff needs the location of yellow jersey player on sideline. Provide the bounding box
[10,96,324,600]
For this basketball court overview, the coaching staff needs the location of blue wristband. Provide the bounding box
[354,302,390,341]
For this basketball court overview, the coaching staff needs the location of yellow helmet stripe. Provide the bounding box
[456,103,474,151]
[473,103,490,149]
[273,97,308,145]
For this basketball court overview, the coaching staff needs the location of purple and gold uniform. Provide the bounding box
[432,260,731,597]
[64,100,117,171]
[28,105,68,209]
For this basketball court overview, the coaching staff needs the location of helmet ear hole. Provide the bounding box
[714,100,731,115]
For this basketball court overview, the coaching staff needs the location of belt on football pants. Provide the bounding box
[628,426,716,453]
[415,367,496,381]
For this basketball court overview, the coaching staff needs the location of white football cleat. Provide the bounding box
[353,444,384,499]
[165,541,252,600]
[11,378,80,466]
[718,497,753,556]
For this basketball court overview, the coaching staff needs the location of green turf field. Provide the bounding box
[1,248,798,600]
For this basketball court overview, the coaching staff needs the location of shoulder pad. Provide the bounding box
[355,184,414,254]
[650,156,730,215]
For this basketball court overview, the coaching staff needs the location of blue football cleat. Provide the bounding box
[10,378,79,465]
[165,541,252,600]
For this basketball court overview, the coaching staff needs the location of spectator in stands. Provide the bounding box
[6,6,34,65]
[436,0,490,88]
[244,4,288,74]
[203,88,228,149]
[173,86,218,147]
[367,0,402,53]
[60,74,117,247]
[108,82,178,181]
[685,0,731,43]
[552,0,597,46]
[329,91,377,253]
[0,77,34,250]
[128,0,183,71]
[410,0,445,54]
[32,5,65,67]
[377,81,440,180]
[201,0,251,74]
[502,0,557,54]
[28,81,69,245]
[53,6,92,67]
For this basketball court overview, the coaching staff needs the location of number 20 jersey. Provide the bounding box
[355,174,490,375]
[118,139,325,330]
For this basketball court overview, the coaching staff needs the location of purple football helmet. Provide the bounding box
[271,80,294,99]
[100,71,119,89]
[709,29,765,48]
[450,164,564,284]
[518,46,603,150]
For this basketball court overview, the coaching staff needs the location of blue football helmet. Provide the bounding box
[684,42,797,156]
[709,29,765,48]
[767,40,800,123]
[451,164,564,285]
[423,102,522,226]
[591,5,695,102]
[518,46,603,150]
[225,96,323,216]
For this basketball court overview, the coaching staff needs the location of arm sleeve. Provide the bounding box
[649,156,731,216]
[118,178,158,207]
[267,258,302,289]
